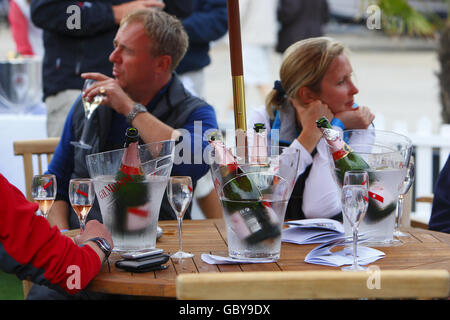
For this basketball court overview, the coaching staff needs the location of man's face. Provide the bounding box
[109,22,157,98]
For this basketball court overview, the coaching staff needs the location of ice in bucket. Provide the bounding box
[326,129,412,245]
[86,140,174,252]
[209,143,300,261]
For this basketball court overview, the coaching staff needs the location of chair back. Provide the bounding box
[176,269,450,300]
[13,138,60,201]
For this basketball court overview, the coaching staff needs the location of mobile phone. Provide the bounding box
[120,248,164,260]
[115,254,170,273]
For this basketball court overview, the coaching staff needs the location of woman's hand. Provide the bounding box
[292,99,333,153]
[334,105,375,129]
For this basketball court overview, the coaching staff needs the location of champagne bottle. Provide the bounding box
[115,127,149,232]
[251,123,268,164]
[316,117,395,223]
[209,134,280,244]
[316,117,370,181]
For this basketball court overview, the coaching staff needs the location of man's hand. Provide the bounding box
[81,73,134,117]
[74,220,114,262]
[334,106,375,129]
[112,0,165,24]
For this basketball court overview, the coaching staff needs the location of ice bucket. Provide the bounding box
[327,129,412,246]
[0,57,43,113]
[209,144,300,261]
[86,140,175,252]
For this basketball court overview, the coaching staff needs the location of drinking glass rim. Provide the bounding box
[342,128,413,148]
[85,139,175,158]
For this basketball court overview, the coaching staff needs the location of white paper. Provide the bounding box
[282,218,345,244]
[201,253,275,265]
[304,238,385,267]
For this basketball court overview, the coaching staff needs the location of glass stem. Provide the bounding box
[80,116,96,144]
[352,227,358,269]
[396,195,404,230]
[80,218,86,232]
[177,216,183,253]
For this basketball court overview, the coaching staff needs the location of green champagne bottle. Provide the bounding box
[209,134,280,244]
[114,127,149,232]
[316,117,370,181]
[316,117,396,223]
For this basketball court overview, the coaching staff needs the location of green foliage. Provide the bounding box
[377,0,437,37]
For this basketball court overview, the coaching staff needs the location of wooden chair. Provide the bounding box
[13,138,60,201]
[176,270,450,300]
[13,138,60,298]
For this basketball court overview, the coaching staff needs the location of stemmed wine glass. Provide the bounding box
[31,174,57,219]
[341,171,369,271]
[71,79,105,149]
[167,176,194,260]
[394,158,415,239]
[69,178,95,231]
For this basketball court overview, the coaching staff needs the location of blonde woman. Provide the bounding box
[249,37,375,221]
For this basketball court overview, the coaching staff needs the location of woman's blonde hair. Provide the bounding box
[265,37,346,118]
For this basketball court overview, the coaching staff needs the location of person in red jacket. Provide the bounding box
[0,174,113,296]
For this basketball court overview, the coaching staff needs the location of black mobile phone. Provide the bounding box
[120,248,164,260]
[115,254,170,273]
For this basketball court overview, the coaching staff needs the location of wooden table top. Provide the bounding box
[75,219,450,298]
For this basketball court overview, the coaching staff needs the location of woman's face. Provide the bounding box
[316,53,359,114]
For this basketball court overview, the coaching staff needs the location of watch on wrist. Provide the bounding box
[86,237,112,261]
[126,103,148,124]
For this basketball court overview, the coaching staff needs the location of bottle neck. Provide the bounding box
[321,128,351,161]
[121,141,143,174]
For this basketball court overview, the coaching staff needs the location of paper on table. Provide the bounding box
[201,253,275,265]
[282,218,345,245]
[304,238,385,267]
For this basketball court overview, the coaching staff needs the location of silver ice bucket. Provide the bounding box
[0,57,43,113]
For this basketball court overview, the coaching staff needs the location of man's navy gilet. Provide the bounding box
[69,74,206,229]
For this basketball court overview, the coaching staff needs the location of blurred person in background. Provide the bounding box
[429,154,450,233]
[276,0,329,54]
[176,0,228,98]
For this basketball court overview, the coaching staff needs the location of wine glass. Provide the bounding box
[71,79,105,149]
[393,158,415,238]
[167,176,194,259]
[341,171,369,271]
[31,174,57,219]
[69,178,95,231]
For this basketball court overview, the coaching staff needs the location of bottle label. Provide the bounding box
[229,210,252,240]
[120,164,143,176]
[126,202,150,231]
[332,148,350,161]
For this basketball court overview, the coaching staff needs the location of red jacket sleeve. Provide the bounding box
[0,174,101,294]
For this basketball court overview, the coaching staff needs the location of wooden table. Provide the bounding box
[79,219,450,298]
